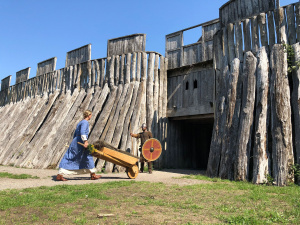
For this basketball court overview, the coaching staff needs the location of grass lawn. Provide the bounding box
[0,173,299,224]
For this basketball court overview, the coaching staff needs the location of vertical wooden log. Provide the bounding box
[251,16,259,54]
[95,60,100,87]
[136,52,141,82]
[91,61,96,87]
[108,56,115,88]
[292,43,300,167]
[153,54,160,138]
[295,3,300,43]
[253,47,269,184]
[219,58,240,179]
[162,58,168,150]
[227,23,235,63]
[270,44,294,186]
[158,56,165,142]
[243,19,252,52]
[275,8,287,44]
[125,53,131,84]
[147,53,155,131]
[286,5,296,45]
[222,26,229,67]
[235,21,243,62]
[131,52,137,82]
[120,54,125,84]
[267,11,276,49]
[115,55,120,85]
[100,59,106,88]
[139,52,148,128]
[234,51,257,181]
[258,13,269,52]
[207,64,229,177]
[120,82,142,153]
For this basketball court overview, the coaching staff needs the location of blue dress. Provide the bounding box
[59,120,95,170]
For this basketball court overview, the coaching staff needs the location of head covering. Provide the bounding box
[141,123,147,129]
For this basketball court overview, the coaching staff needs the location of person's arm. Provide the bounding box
[130,133,140,139]
[80,121,89,148]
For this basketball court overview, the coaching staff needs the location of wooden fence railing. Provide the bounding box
[166,19,220,69]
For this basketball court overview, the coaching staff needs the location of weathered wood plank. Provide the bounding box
[120,82,140,154]
[235,22,244,61]
[258,13,269,52]
[207,65,229,177]
[267,11,276,48]
[219,58,240,179]
[251,16,259,54]
[131,52,137,82]
[125,53,131,84]
[227,23,235,63]
[253,47,269,184]
[153,54,160,138]
[286,5,296,45]
[136,52,141,82]
[146,53,155,131]
[243,19,251,52]
[270,44,294,186]
[295,3,300,43]
[234,51,257,181]
[292,43,300,167]
[274,8,287,44]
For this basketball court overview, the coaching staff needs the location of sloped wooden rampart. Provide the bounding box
[0,51,167,172]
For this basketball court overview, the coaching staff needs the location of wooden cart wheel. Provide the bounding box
[126,165,139,179]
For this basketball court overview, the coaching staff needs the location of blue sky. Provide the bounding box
[0,0,297,87]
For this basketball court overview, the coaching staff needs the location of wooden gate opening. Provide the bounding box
[168,116,213,169]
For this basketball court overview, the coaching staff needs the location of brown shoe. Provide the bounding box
[91,173,101,180]
[149,171,152,174]
[56,174,68,181]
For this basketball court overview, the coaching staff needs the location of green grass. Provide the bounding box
[0,175,299,224]
[0,172,39,179]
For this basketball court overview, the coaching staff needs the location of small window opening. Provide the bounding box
[194,80,197,89]
[186,81,189,90]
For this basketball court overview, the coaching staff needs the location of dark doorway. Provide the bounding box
[166,116,213,169]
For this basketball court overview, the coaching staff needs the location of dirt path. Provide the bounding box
[0,166,210,191]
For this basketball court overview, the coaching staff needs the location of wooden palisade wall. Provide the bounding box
[0,37,168,172]
[208,1,300,186]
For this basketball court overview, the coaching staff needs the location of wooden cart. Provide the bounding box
[78,142,140,179]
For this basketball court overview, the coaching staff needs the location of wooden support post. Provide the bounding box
[286,5,296,45]
[292,43,300,167]
[295,3,300,43]
[234,51,257,181]
[274,8,287,44]
[253,47,269,184]
[235,21,243,62]
[125,53,131,84]
[243,19,251,52]
[136,52,141,82]
[267,11,276,49]
[227,23,235,63]
[219,58,240,179]
[270,44,294,186]
[251,16,259,54]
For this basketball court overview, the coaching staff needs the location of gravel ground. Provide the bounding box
[0,166,211,191]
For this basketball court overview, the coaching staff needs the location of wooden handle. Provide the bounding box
[77,142,85,147]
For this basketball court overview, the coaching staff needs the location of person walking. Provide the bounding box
[56,110,101,181]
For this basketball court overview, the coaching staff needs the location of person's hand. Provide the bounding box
[130,133,133,137]
[84,141,88,148]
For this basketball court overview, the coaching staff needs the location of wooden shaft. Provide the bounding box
[77,142,132,168]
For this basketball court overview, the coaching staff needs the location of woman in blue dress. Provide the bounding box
[56,110,101,181]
